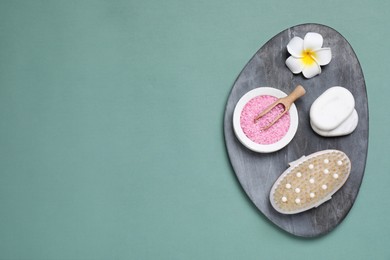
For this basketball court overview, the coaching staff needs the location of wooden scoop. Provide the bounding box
[254,85,306,130]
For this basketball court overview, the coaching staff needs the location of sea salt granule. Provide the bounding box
[240,95,290,145]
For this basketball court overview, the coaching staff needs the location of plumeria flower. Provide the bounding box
[285,32,332,78]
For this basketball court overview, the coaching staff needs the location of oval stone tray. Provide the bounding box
[223,23,368,237]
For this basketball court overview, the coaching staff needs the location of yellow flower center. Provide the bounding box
[301,50,316,65]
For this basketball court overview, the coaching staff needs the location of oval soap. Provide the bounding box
[310,86,355,131]
[311,109,358,137]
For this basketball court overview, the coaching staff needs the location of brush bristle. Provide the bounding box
[271,150,351,214]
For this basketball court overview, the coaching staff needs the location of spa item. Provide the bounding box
[285,32,332,79]
[311,109,358,137]
[310,86,355,131]
[270,150,351,214]
[310,86,358,136]
[233,87,299,153]
[254,85,306,130]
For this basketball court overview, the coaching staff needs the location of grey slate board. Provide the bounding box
[223,24,368,237]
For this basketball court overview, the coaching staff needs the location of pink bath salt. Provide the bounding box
[240,95,290,145]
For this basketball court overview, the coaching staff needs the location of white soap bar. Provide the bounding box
[311,109,358,137]
[310,87,355,131]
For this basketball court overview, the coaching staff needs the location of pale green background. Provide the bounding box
[0,0,388,259]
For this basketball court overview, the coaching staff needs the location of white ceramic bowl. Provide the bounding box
[233,87,299,153]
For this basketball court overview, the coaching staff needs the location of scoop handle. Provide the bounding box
[283,85,306,107]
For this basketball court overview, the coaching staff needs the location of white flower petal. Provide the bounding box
[313,48,332,66]
[304,32,323,51]
[302,62,321,78]
[286,56,304,74]
[287,37,304,58]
